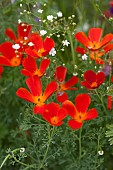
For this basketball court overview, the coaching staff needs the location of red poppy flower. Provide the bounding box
[107,96,112,110]
[76,43,113,65]
[54,66,78,102]
[0,65,4,78]
[25,33,55,58]
[111,76,113,82]
[16,76,57,114]
[21,56,50,77]
[75,28,113,51]
[0,42,22,67]
[42,102,67,126]
[5,23,32,51]
[62,94,98,129]
[81,70,105,89]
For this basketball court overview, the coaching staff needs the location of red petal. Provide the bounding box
[68,119,83,129]
[57,108,67,120]
[0,56,12,66]
[55,66,67,82]
[29,33,43,50]
[111,76,113,83]
[62,100,76,117]
[63,76,78,90]
[81,81,92,89]
[75,94,91,113]
[21,69,32,77]
[104,43,113,53]
[25,48,38,58]
[75,32,90,48]
[88,28,102,42]
[43,37,55,51]
[100,33,113,48]
[26,76,42,96]
[5,28,17,41]
[84,70,96,84]
[33,104,46,114]
[107,96,112,110]
[96,72,105,86]
[40,58,50,73]
[18,23,32,39]
[16,88,35,103]
[22,57,37,74]
[56,92,68,103]
[0,42,16,60]
[75,46,86,54]
[85,108,98,120]
[43,81,57,100]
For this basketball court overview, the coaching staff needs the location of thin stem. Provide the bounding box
[67,30,76,65]
[78,127,82,160]
[95,89,107,115]
[39,126,55,169]
[0,148,33,169]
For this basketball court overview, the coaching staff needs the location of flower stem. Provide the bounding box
[39,126,55,169]
[95,89,107,115]
[0,148,33,169]
[78,127,82,160]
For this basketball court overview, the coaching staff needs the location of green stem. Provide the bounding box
[95,89,107,115]
[67,30,76,65]
[39,126,55,169]
[0,148,33,169]
[78,127,82,160]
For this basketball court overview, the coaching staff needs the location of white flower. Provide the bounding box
[18,19,21,24]
[40,30,47,36]
[49,48,56,56]
[82,54,88,60]
[28,42,34,46]
[38,9,43,13]
[57,11,63,17]
[98,150,104,156]
[62,40,70,46]
[20,147,25,153]
[47,15,54,22]
[12,44,20,50]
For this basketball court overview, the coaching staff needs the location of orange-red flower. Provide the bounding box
[25,33,55,58]
[21,56,50,77]
[16,76,57,114]
[81,70,105,89]
[0,65,4,78]
[75,28,113,51]
[42,102,67,126]
[5,23,32,51]
[54,66,78,102]
[0,42,22,67]
[63,94,98,129]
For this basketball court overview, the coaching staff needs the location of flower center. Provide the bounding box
[11,57,21,66]
[74,112,87,122]
[36,48,45,57]
[51,116,59,125]
[33,95,45,106]
[34,69,42,77]
[90,82,97,88]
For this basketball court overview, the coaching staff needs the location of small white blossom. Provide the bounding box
[49,48,56,56]
[98,150,104,156]
[12,44,20,50]
[20,147,25,153]
[47,15,54,22]
[82,54,88,60]
[28,42,34,46]
[62,40,70,46]
[24,37,28,40]
[38,9,43,13]
[20,3,22,7]
[18,19,21,24]
[57,11,63,17]
[40,30,47,36]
